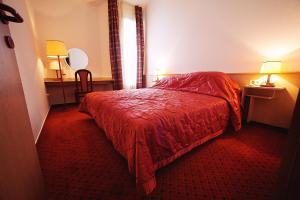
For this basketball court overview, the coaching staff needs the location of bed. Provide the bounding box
[79,72,241,194]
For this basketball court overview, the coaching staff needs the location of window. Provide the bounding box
[120,2,137,89]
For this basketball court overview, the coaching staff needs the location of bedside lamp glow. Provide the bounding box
[260,61,282,87]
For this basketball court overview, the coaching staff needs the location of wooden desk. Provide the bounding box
[44,77,114,105]
[44,77,113,86]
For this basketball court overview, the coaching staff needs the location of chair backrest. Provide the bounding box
[75,69,93,93]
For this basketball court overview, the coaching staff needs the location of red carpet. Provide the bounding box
[37,105,286,200]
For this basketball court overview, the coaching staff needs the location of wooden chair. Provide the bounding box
[75,69,93,104]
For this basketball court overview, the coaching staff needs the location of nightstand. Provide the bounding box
[242,85,285,123]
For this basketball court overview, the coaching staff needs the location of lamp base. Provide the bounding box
[55,70,66,80]
[260,74,275,87]
[260,82,275,87]
[55,70,61,79]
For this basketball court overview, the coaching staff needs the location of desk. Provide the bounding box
[44,77,114,105]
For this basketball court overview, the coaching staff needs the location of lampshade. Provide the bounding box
[48,60,60,70]
[260,61,282,74]
[46,40,68,58]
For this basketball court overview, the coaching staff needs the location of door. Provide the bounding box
[276,89,300,199]
[0,1,44,199]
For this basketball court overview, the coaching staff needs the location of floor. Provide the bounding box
[37,105,287,200]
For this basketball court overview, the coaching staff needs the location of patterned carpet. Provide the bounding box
[37,105,287,200]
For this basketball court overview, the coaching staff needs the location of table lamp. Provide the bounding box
[46,40,68,104]
[260,61,281,87]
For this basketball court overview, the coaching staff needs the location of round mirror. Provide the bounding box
[65,48,88,70]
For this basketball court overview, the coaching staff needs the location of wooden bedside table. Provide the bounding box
[242,85,285,123]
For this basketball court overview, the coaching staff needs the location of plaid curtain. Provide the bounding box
[135,6,145,88]
[108,0,123,90]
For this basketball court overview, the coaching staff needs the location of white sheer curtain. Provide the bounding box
[120,2,137,89]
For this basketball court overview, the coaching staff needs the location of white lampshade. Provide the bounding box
[260,61,282,74]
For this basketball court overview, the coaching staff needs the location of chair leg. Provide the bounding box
[75,93,79,104]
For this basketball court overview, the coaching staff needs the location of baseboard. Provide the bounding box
[247,121,289,133]
[35,107,51,144]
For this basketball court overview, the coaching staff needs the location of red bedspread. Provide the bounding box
[79,72,241,194]
[153,72,241,131]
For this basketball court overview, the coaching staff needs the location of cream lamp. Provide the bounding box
[260,61,282,87]
[46,40,68,104]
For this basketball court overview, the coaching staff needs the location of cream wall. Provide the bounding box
[146,0,300,75]
[28,0,111,78]
[4,0,50,141]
